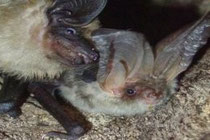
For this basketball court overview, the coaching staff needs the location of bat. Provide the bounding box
[57,12,210,116]
[1,1,210,139]
[27,11,210,139]
[0,0,108,80]
[0,0,107,138]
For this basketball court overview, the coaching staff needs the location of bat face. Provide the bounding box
[45,19,99,66]
[0,0,107,79]
[46,0,108,66]
[92,29,170,106]
[59,12,210,116]
[111,80,167,105]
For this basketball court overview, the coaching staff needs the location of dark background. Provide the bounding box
[99,0,200,45]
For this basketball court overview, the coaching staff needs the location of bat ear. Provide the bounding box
[49,0,107,26]
[153,12,210,81]
[92,29,154,84]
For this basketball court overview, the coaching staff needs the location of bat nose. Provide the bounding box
[78,48,99,65]
[89,50,99,62]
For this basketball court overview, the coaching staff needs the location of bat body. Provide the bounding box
[0,0,107,113]
[58,12,210,116]
[0,0,107,80]
[0,0,107,137]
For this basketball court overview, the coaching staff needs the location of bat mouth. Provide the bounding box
[47,35,99,66]
[56,42,99,66]
[56,47,98,66]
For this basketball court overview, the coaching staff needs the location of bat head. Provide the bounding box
[45,0,107,66]
[91,12,210,113]
[91,30,171,107]
[0,0,107,79]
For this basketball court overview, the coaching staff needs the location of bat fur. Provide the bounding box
[0,0,104,80]
[57,12,210,116]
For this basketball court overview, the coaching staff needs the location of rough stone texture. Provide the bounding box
[1,1,210,140]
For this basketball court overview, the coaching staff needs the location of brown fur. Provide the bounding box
[0,0,100,80]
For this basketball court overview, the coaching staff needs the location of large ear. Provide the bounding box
[48,0,107,26]
[91,29,154,86]
[153,12,210,81]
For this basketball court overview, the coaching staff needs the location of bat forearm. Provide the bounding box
[28,82,89,138]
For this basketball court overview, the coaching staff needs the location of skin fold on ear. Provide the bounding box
[92,29,154,94]
[48,0,107,26]
[154,12,210,81]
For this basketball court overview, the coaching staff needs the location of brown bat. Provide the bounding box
[57,12,210,116]
[1,1,210,139]
[0,0,108,80]
[0,0,107,103]
[0,0,107,138]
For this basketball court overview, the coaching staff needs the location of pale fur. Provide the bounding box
[0,0,64,79]
[60,82,150,116]
[59,72,176,116]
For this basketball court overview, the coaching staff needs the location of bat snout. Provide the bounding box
[89,51,99,62]
[76,47,99,65]
[141,88,163,105]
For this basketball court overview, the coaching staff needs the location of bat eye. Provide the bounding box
[126,88,136,96]
[66,28,76,35]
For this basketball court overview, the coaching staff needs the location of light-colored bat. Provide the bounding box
[58,12,210,116]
